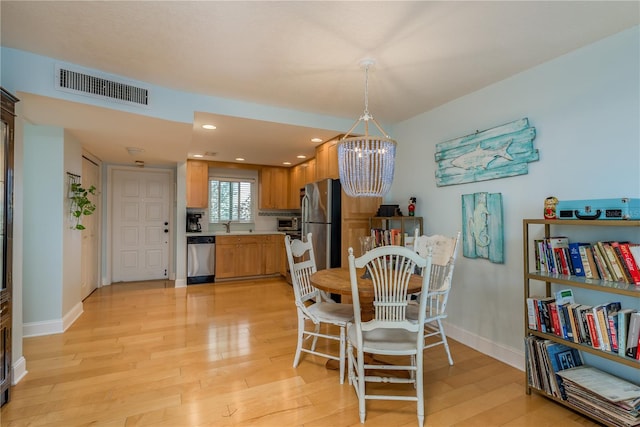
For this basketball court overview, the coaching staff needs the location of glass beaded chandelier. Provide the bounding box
[338,60,396,198]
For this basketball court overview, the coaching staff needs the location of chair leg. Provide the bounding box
[437,318,454,365]
[416,351,425,427]
[339,326,346,384]
[357,349,366,423]
[310,323,320,351]
[347,340,354,386]
[293,314,305,368]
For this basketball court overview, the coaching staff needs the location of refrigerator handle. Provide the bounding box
[301,194,310,237]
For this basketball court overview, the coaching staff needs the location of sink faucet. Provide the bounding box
[223,221,231,233]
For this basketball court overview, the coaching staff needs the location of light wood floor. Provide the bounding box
[2,278,599,427]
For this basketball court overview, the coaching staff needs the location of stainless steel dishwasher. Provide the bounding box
[187,235,216,284]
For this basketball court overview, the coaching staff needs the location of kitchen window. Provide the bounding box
[209,177,255,223]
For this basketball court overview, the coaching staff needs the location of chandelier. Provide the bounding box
[337,60,397,198]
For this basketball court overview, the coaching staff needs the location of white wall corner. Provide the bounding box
[444,321,525,371]
[11,356,27,385]
[62,302,83,331]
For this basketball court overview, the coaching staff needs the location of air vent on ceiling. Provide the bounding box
[55,65,149,107]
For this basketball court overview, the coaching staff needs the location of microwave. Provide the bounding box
[277,216,301,231]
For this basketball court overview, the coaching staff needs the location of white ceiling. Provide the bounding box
[2,1,638,166]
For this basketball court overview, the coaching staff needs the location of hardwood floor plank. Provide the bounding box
[1,278,601,426]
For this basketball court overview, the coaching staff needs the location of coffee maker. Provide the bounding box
[186,212,203,232]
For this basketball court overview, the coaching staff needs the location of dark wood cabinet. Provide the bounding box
[0,88,17,407]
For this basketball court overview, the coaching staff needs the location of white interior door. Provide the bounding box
[81,156,100,299]
[112,168,171,282]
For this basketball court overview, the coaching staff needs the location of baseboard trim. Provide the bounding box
[444,320,525,371]
[23,302,84,337]
[174,278,187,288]
[11,356,27,385]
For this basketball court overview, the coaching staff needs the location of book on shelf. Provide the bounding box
[525,336,583,399]
[626,312,640,359]
[592,243,613,281]
[568,243,585,276]
[600,242,626,282]
[583,245,601,279]
[594,305,611,351]
[617,308,636,358]
[526,297,541,330]
[616,242,640,285]
[567,303,582,344]
[608,310,619,353]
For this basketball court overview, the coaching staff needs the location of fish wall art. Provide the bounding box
[462,192,504,263]
[435,118,538,186]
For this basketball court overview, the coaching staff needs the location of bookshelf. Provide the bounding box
[369,216,423,247]
[523,219,640,427]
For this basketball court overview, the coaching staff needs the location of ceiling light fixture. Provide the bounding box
[192,154,204,158]
[202,124,216,130]
[297,155,307,159]
[337,59,396,198]
[235,157,245,161]
[311,138,323,143]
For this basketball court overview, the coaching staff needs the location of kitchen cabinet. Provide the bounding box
[315,138,339,180]
[186,160,209,208]
[215,234,283,280]
[289,164,305,210]
[0,88,17,407]
[259,166,289,209]
[340,194,381,268]
[305,158,316,184]
[261,234,281,275]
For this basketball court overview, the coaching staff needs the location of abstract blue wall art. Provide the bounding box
[435,118,538,186]
[462,192,504,263]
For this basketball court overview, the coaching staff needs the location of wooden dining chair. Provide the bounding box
[284,233,353,384]
[408,230,461,365]
[346,245,433,426]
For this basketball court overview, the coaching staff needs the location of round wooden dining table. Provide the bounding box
[310,267,425,321]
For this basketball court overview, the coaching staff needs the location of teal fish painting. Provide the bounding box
[451,140,513,170]
[462,192,504,263]
[435,118,538,186]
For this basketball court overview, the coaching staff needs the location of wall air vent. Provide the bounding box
[55,65,149,107]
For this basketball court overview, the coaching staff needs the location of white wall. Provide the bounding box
[387,26,640,370]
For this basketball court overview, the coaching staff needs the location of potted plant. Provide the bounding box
[69,182,97,230]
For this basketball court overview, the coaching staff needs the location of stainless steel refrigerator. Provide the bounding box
[301,178,342,270]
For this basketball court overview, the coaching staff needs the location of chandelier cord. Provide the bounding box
[362,64,371,121]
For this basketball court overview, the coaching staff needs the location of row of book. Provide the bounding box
[534,237,640,284]
[526,289,640,359]
[526,335,640,427]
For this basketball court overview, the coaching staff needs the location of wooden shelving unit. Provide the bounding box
[369,216,423,247]
[522,218,640,427]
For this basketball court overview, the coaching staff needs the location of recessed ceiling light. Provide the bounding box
[297,155,307,159]
[283,162,291,165]
[202,124,217,130]
[192,154,204,158]
[235,157,245,161]
[311,138,323,143]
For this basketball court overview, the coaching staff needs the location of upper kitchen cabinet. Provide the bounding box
[289,163,305,210]
[259,166,289,210]
[315,137,339,181]
[186,160,209,208]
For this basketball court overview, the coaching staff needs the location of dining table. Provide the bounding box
[310,266,425,372]
[310,266,425,321]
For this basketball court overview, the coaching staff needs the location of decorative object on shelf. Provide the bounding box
[434,117,538,186]
[461,192,504,263]
[544,196,558,219]
[68,172,97,230]
[555,197,640,221]
[337,59,396,198]
[408,197,416,217]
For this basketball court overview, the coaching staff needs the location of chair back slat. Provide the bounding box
[285,233,320,306]
[349,245,432,333]
[412,231,461,318]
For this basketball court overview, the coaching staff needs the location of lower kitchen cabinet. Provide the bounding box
[215,234,282,280]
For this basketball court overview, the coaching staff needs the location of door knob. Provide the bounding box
[164,229,169,233]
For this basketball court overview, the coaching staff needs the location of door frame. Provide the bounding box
[81,152,102,298]
[105,165,175,285]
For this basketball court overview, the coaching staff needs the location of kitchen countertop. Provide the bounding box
[186,231,285,237]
